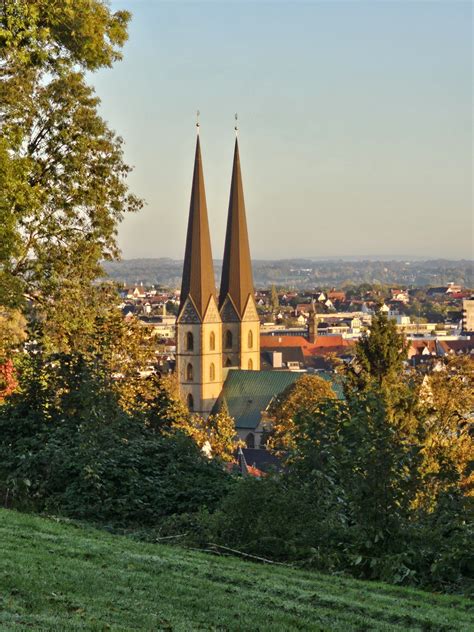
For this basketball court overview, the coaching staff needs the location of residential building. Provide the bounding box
[462,299,474,333]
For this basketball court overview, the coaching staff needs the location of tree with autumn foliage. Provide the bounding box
[0,307,27,400]
[1,0,144,396]
[145,378,239,461]
[203,403,240,462]
[146,373,194,433]
[416,356,474,506]
[266,374,337,450]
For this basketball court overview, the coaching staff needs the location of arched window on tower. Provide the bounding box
[225,330,233,349]
[187,393,194,411]
[248,330,253,349]
[209,331,215,351]
[186,331,194,351]
[248,358,253,370]
[186,363,193,381]
[245,433,255,448]
[209,362,215,381]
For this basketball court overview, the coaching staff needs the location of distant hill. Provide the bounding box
[0,509,472,631]
[103,258,473,289]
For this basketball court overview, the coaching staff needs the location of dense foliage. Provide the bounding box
[210,387,472,594]
[266,374,336,450]
[207,316,473,594]
[0,351,232,526]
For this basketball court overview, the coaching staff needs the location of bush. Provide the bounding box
[0,353,232,526]
[206,393,473,595]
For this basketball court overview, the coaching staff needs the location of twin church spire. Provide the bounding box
[178,135,216,320]
[177,125,260,415]
[219,138,255,317]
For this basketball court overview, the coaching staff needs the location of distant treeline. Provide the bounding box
[103,258,473,289]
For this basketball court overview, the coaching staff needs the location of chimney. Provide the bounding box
[272,351,283,368]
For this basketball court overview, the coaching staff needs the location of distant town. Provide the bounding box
[117,272,474,386]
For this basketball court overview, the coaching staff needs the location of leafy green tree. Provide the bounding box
[1,0,141,313]
[214,392,424,580]
[344,311,419,433]
[348,311,408,389]
[1,0,129,71]
[0,306,26,362]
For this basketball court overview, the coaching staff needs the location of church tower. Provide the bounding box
[308,300,319,344]
[219,135,260,371]
[176,130,223,415]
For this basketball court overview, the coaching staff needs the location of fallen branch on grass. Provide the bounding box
[209,543,293,567]
[155,533,188,541]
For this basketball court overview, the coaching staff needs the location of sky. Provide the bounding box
[91,0,473,261]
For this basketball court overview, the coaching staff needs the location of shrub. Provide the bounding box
[0,352,232,526]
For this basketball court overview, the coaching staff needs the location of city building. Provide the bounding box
[462,299,474,334]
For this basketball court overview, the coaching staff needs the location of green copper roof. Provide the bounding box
[213,370,341,430]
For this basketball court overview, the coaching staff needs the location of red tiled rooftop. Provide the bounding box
[260,334,353,357]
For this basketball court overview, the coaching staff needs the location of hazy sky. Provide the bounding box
[91,0,473,260]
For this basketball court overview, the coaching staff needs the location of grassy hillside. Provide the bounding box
[0,509,472,631]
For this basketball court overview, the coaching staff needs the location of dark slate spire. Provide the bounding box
[179,134,217,319]
[219,138,255,316]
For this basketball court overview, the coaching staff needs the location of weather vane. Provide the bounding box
[196,109,200,134]
[234,112,238,137]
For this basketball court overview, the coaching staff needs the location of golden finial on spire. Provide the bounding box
[196,109,200,135]
[234,113,238,137]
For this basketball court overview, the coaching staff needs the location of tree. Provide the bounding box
[292,393,420,550]
[270,284,279,313]
[1,1,141,313]
[266,374,336,450]
[348,311,408,388]
[417,356,474,507]
[344,311,419,432]
[0,307,27,400]
[145,373,192,434]
[0,306,26,362]
[1,1,129,71]
[204,402,239,462]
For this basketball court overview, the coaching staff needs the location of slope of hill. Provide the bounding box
[0,509,472,631]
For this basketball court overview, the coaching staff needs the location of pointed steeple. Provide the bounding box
[179,134,217,319]
[219,138,255,316]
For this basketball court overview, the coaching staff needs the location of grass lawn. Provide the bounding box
[0,508,472,631]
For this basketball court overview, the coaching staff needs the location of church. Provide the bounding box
[175,125,325,448]
[176,125,261,413]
